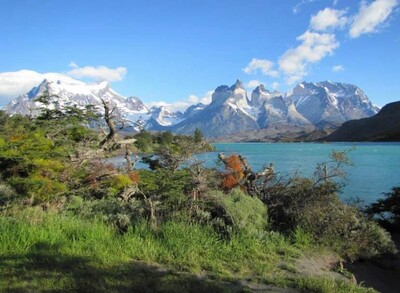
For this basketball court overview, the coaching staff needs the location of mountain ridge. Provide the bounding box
[3,78,380,138]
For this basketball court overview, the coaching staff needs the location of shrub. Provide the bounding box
[365,186,400,231]
[76,198,145,233]
[217,188,267,234]
[0,182,17,206]
[199,189,268,238]
[9,174,68,203]
[260,177,396,259]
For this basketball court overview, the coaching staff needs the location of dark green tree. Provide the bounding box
[193,128,204,143]
[134,130,153,152]
[365,186,400,230]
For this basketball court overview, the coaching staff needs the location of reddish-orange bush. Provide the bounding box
[220,155,245,191]
[221,174,239,190]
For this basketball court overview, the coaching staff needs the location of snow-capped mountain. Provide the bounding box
[291,81,379,126]
[3,78,380,138]
[181,103,206,119]
[172,80,260,137]
[172,80,379,137]
[252,85,309,128]
[3,78,176,129]
[4,79,149,118]
[250,84,281,108]
[144,106,183,130]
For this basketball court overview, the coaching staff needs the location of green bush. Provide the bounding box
[213,188,268,235]
[261,177,396,259]
[0,182,17,206]
[9,175,68,203]
[75,198,145,233]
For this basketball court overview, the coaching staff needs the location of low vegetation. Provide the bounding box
[0,102,397,292]
[364,186,400,231]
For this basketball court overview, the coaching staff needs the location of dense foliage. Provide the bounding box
[0,108,397,292]
[365,186,400,231]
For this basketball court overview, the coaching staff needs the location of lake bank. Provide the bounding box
[108,142,400,204]
[204,142,400,204]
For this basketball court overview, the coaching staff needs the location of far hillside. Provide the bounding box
[324,101,400,142]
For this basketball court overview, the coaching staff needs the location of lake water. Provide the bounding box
[109,142,400,204]
[199,142,400,204]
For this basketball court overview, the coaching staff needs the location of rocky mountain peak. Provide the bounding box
[250,84,280,108]
[253,84,268,93]
[214,85,230,92]
[230,79,244,90]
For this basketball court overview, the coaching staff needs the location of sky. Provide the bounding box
[0,0,399,110]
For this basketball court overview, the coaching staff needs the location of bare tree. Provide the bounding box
[99,99,117,148]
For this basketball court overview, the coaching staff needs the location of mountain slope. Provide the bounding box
[173,80,259,137]
[324,101,400,141]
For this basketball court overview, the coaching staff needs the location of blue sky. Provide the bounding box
[0,0,399,109]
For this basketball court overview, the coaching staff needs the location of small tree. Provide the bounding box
[134,130,153,152]
[34,86,64,120]
[143,135,208,173]
[193,128,203,143]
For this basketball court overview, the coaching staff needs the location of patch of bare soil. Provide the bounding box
[295,252,351,282]
[346,233,400,293]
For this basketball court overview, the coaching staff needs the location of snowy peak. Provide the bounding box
[4,79,146,118]
[258,95,310,127]
[126,96,148,112]
[229,79,244,90]
[149,106,182,127]
[181,103,206,119]
[210,80,250,110]
[250,84,282,108]
[291,80,379,124]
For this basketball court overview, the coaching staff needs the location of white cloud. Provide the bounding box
[279,30,339,84]
[332,65,345,72]
[243,58,279,77]
[187,91,213,105]
[67,63,127,82]
[245,0,397,87]
[310,8,348,31]
[0,70,84,105]
[349,0,398,38]
[245,80,264,89]
[147,91,213,112]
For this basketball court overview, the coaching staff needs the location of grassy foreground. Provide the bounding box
[0,208,375,293]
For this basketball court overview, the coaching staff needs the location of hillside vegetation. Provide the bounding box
[325,101,400,142]
[0,104,397,292]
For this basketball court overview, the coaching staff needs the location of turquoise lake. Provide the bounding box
[110,142,400,204]
[199,142,400,204]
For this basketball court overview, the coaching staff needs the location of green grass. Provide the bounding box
[292,277,376,293]
[0,208,376,292]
